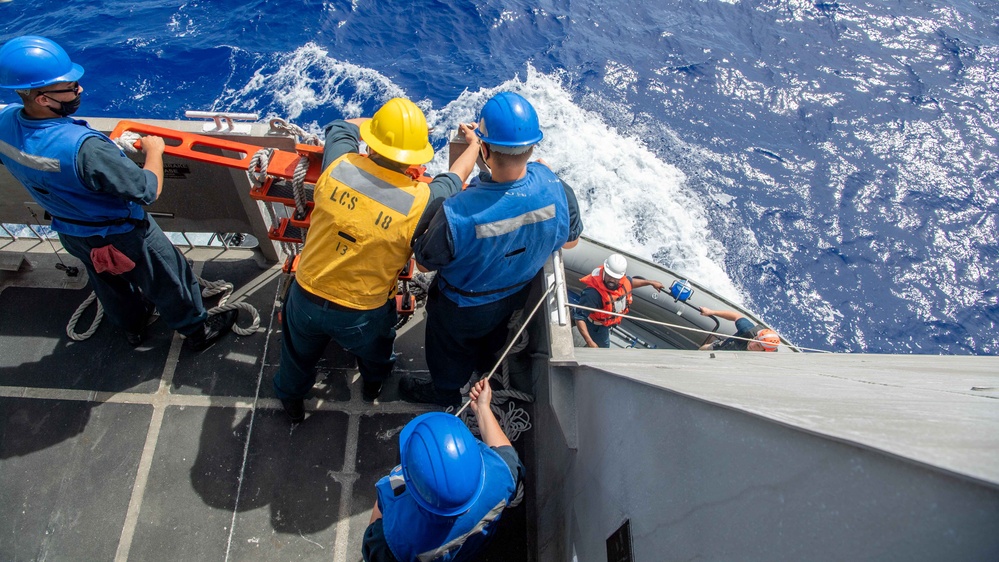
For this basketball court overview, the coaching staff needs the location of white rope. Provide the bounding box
[455,307,538,442]
[494,401,532,441]
[460,400,534,444]
[567,302,831,353]
[264,201,280,230]
[197,276,261,336]
[291,155,309,219]
[113,131,142,154]
[64,275,261,340]
[268,118,322,146]
[455,282,557,417]
[66,291,103,341]
[247,148,273,188]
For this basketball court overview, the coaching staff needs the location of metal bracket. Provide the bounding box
[184,110,259,135]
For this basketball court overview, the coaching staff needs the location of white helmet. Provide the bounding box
[603,254,627,279]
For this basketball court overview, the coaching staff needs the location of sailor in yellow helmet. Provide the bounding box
[274,98,482,423]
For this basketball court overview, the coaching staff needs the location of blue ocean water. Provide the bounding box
[3,0,997,354]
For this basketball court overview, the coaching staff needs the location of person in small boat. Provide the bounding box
[573,253,665,348]
[363,379,523,562]
[698,307,781,351]
[272,97,482,423]
[0,35,237,350]
[400,92,583,408]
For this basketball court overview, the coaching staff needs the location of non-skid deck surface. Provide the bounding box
[0,253,531,561]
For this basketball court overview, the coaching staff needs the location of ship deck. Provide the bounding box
[0,243,531,561]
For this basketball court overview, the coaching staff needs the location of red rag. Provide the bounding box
[90,245,136,275]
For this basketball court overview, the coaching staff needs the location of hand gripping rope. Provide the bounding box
[453,281,558,442]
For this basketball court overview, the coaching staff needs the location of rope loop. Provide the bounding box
[66,291,103,341]
[247,148,274,188]
[64,277,261,340]
[197,276,261,336]
[113,131,143,154]
[292,155,310,219]
[268,117,322,146]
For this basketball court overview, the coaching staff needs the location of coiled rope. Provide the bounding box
[67,274,261,341]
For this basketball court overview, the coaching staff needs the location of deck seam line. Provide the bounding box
[0,384,435,414]
[113,332,184,562]
[332,402,362,562]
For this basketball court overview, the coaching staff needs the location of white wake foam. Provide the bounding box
[221,46,742,301]
[427,67,742,301]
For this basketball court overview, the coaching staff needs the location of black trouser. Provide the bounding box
[424,283,530,391]
[58,216,206,335]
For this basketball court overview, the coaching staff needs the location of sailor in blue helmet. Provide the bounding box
[400,92,583,407]
[0,36,236,349]
[363,379,524,562]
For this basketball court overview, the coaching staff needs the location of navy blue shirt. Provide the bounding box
[321,120,462,243]
[76,137,159,205]
[361,445,525,562]
[413,170,584,270]
[711,317,758,350]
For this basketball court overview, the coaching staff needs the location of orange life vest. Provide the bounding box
[579,266,633,326]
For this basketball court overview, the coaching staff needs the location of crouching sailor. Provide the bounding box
[363,380,524,562]
[698,307,781,351]
[0,35,236,349]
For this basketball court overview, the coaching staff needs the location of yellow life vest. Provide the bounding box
[295,153,430,310]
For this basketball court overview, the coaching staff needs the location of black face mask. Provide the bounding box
[43,93,81,116]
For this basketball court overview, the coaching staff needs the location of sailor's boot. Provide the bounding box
[125,302,159,347]
[185,309,238,351]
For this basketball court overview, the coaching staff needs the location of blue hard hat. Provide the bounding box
[399,412,485,517]
[0,36,85,90]
[476,92,544,147]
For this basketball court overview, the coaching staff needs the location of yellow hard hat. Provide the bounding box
[359,98,434,165]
